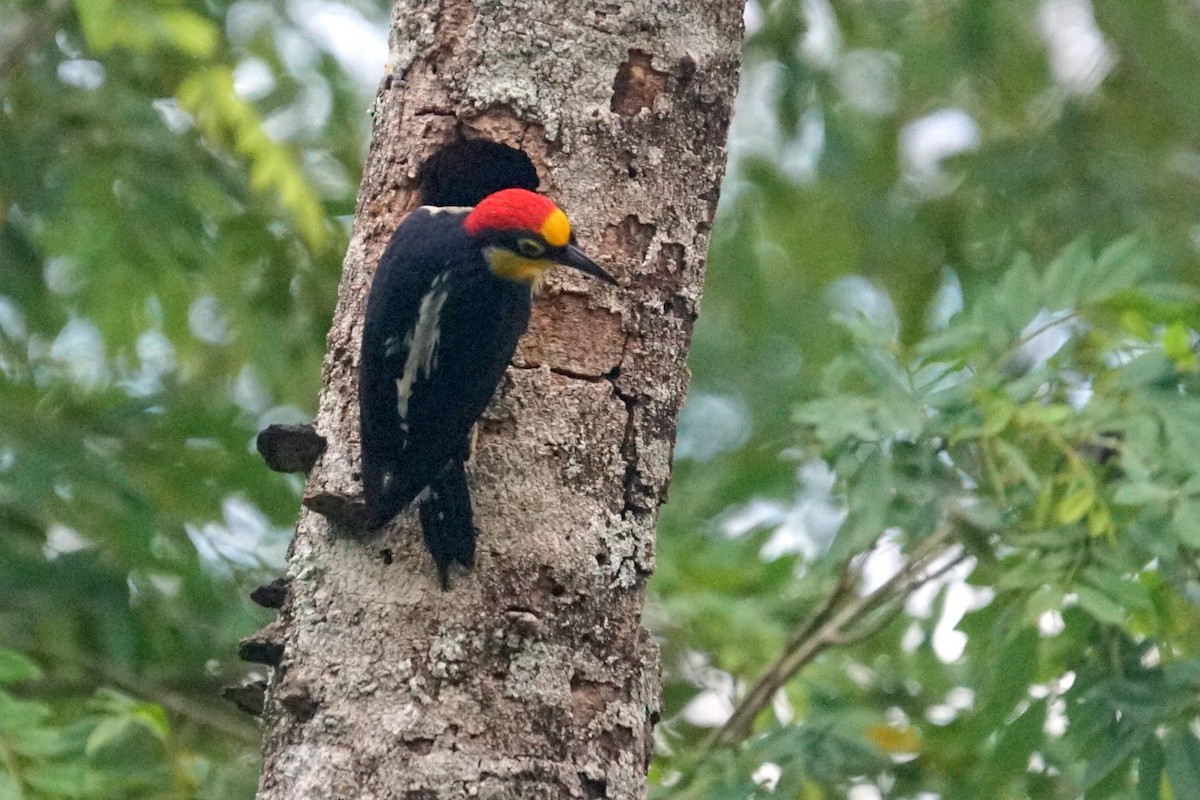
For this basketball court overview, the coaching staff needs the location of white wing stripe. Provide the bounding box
[394,275,449,419]
[419,205,472,215]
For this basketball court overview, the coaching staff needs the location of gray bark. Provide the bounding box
[253,1,742,798]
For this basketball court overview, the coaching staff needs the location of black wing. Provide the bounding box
[360,208,467,525]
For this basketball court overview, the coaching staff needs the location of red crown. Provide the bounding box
[463,189,558,236]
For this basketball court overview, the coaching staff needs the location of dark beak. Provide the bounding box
[558,244,618,285]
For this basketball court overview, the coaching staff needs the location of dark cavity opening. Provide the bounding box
[417,138,539,208]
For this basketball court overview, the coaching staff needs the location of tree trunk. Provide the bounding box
[253,1,742,798]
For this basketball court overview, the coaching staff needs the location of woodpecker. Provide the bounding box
[359,186,616,587]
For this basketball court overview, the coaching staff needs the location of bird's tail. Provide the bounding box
[418,460,477,589]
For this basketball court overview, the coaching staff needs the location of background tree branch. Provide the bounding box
[704,521,962,750]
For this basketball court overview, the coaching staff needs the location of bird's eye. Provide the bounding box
[516,238,545,258]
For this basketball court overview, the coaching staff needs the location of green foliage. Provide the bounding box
[661,236,1200,798]
[74,0,221,58]
[657,2,1200,798]
[0,648,222,799]
[1,0,385,795]
[177,66,329,250]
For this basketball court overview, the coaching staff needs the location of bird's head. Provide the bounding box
[463,189,617,286]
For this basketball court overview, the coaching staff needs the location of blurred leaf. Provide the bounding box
[1075,585,1127,627]
[0,649,41,684]
[1042,239,1093,309]
[177,67,329,251]
[973,626,1039,734]
[159,10,219,58]
[1085,236,1154,303]
[84,715,135,756]
[1113,482,1174,508]
[979,699,1046,788]
[1081,726,1150,790]
[129,703,170,742]
[1056,487,1094,525]
[1172,499,1200,548]
[1164,728,1200,799]
[1139,738,1166,800]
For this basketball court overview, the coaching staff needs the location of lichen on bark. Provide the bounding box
[252,1,743,798]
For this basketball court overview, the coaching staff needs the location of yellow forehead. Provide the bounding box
[540,208,571,248]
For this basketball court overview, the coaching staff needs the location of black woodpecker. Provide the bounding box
[359,187,616,587]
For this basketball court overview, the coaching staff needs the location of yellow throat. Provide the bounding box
[483,247,553,285]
